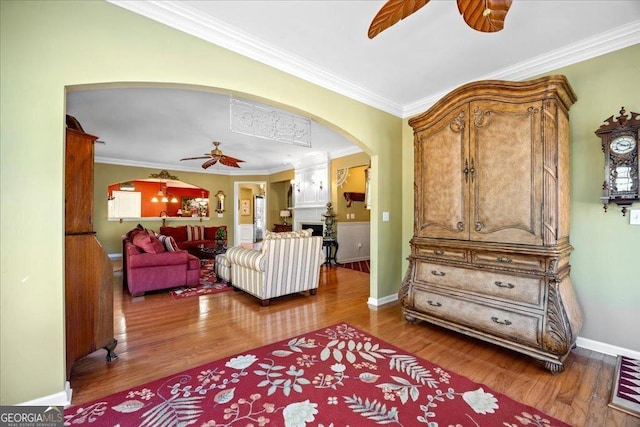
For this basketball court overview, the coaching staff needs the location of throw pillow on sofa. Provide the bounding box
[155,233,179,252]
[263,229,313,240]
[186,225,205,241]
[132,229,165,254]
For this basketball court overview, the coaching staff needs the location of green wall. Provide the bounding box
[552,46,640,350]
[2,0,636,407]
[0,1,401,405]
[402,45,640,352]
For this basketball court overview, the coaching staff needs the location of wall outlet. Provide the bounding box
[382,212,389,222]
[630,209,640,225]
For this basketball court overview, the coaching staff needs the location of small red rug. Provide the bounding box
[64,323,570,426]
[339,259,370,273]
[170,260,231,299]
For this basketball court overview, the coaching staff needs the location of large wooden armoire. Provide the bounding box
[399,76,583,372]
[65,118,117,379]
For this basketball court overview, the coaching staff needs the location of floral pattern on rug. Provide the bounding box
[64,323,570,427]
[171,260,231,299]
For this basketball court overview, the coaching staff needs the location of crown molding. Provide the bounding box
[108,2,639,120]
[96,156,238,175]
[403,20,640,118]
[107,0,403,117]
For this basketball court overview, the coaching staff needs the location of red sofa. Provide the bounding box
[159,225,227,256]
[122,227,200,297]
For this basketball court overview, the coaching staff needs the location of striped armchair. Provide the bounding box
[225,235,325,306]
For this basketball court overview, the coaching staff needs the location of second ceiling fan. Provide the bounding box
[368,0,513,39]
[180,141,245,169]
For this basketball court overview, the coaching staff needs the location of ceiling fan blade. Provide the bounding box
[201,157,220,169]
[180,156,211,161]
[219,156,245,168]
[457,0,512,33]
[368,0,430,39]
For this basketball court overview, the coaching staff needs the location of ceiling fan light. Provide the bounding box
[170,196,178,203]
[151,196,159,203]
[161,196,169,203]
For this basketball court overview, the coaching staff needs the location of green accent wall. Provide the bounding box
[0,1,401,404]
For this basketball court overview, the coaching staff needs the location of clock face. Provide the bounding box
[610,135,636,155]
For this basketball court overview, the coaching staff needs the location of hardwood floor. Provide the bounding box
[68,263,638,426]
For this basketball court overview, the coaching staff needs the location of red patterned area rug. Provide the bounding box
[64,323,570,426]
[339,259,370,274]
[170,260,231,299]
[609,355,640,417]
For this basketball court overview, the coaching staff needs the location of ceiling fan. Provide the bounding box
[180,141,245,169]
[368,0,513,39]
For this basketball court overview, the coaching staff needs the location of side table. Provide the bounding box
[322,238,338,266]
[273,223,292,232]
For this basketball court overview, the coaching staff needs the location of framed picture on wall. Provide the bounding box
[240,199,250,216]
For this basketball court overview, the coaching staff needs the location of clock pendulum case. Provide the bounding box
[594,107,640,216]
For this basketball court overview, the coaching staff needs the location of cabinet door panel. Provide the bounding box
[470,102,543,245]
[417,106,469,239]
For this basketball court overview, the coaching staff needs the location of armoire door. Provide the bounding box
[469,101,544,245]
[416,105,470,240]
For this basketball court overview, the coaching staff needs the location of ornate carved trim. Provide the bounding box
[543,280,571,356]
[230,97,311,147]
[336,168,349,188]
[449,112,465,132]
[149,170,179,180]
[473,107,491,127]
[398,258,415,307]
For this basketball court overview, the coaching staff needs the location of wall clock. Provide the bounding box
[594,107,640,215]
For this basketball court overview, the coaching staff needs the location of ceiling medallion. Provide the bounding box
[230,98,311,147]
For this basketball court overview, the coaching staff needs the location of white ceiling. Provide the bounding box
[68,1,640,175]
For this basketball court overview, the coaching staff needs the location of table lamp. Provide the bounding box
[280,210,291,224]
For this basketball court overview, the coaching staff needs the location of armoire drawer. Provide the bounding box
[415,246,467,262]
[415,261,545,307]
[412,289,542,347]
[472,251,546,272]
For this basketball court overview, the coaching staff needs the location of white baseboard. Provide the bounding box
[576,337,640,360]
[108,253,123,260]
[18,381,72,408]
[367,293,398,307]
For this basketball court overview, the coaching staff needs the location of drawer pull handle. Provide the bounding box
[427,300,442,307]
[433,250,444,255]
[491,316,512,326]
[431,270,446,277]
[494,281,514,289]
[496,256,512,263]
